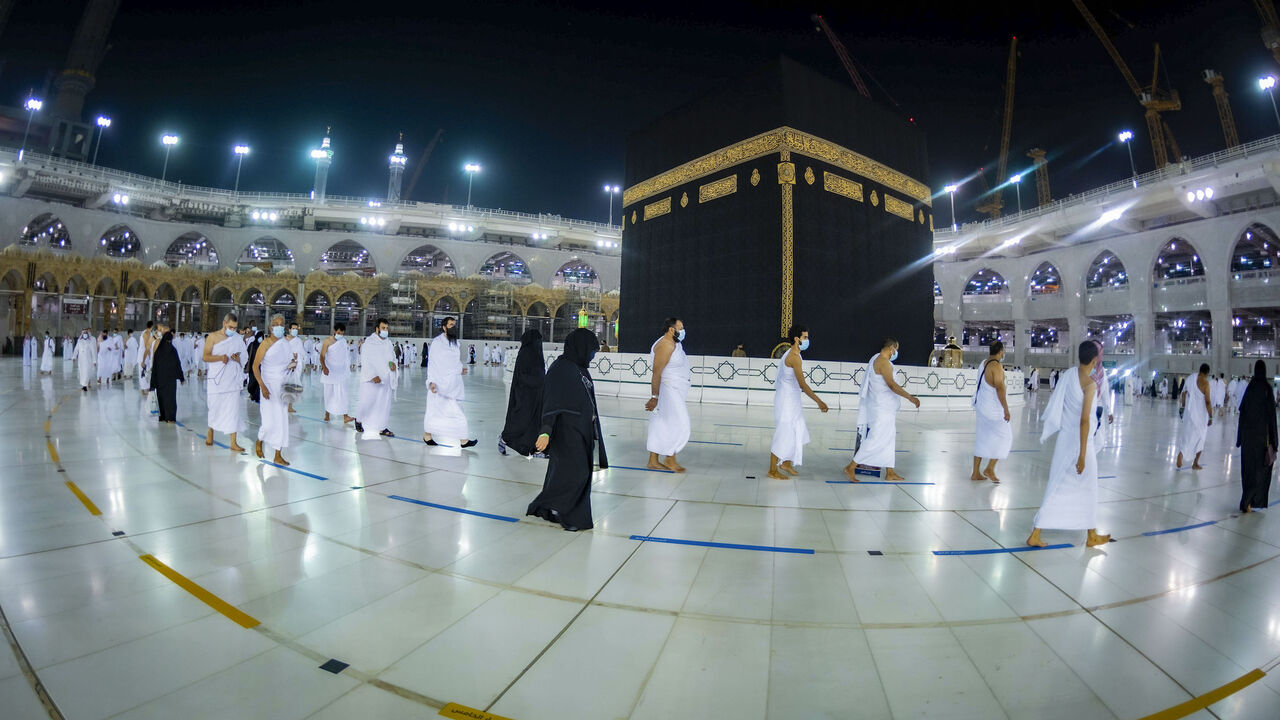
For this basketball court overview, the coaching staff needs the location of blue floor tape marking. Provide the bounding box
[630,535,814,554]
[827,448,912,453]
[610,464,674,474]
[259,461,328,480]
[1099,475,1118,479]
[714,423,774,429]
[933,544,1073,556]
[1009,449,1037,453]
[688,440,744,446]
[826,480,935,486]
[600,414,645,421]
[388,494,520,522]
[1142,520,1217,536]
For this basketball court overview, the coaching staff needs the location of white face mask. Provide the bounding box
[335,333,343,340]
[272,326,285,338]
[379,330,389,339]
[290,328,299,337]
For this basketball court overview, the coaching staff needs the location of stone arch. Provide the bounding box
[20,213,71,251]
[318,239,376,276]
[1027,262,1061,297]
[433,296,459,313]
[165,231,219,269]
[1151,237,1205,280]
[478,250,531,284]
[64,274,89,295]
[398,244,456,277]
[125,279,151,300]
[153,283,177,301]
[96,224,142,260]
[241,288,265,305]
[237,237,295,272]
[963,268,1009,296]
[181,285,201,303]
[552,258,601,290]
[1085,249,1128,290]
[1,268,22,291]
[269,288,296,306]
[1230,222,1280,273]
[304,290,331,307]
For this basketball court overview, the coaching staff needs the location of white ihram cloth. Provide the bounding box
[424,333,469,440]
[1033,368,1100,530]
[62,338,73,362]
[357,332,397,439]
[646,338,691,456]
[854,354,901,468]
[284,336,303,384]
[1211,378,1226,408]
[194,337,206,373]
[972,359,1012,460]
[124,336,138,370]
[320,337,350,416]
[1177,375,1210,457]
[770,348,809,465]
[22,337,31,366]
[96,337,114,382]
[73,336,96,387]
[256,340,292,449]
[206,333,247,434]
[40,337,54,372]
[1228,378,1241,410]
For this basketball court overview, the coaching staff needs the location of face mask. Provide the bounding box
[272,326,285,338]
[890,350,899,362]
[445,326,458,341]
[250,327,258,334]
[82,333,88,339]
[676,329,686,342]
[798,339,809,351]
[290,328,299,337]
[335,333,343,340]
[379,330,389,339]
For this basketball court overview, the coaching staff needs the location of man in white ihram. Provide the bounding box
[320,323,354,424]
[1176,362,1213,470]
[847,338,920,482]
[423,316,477,448]
[203,313,247,453]
[645,317,690,472]
[354,318,397,439]
[73,329,96,392]
[969,341,1011,483]
[39,332,55,375]
[768,325,829,479]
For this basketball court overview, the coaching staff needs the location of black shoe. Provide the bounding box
[380,429,395,437]
[354,421,364,433]
[497,439,507,455]
[461,439,478,448]
[424,438,438,446]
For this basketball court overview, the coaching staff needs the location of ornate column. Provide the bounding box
[777,151,796,336]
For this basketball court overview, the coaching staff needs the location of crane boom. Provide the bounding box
[403,128,444,203]
[1203,70,1239,149]
[1072,0,1143,97]
[976,36,1018,220]
[1254,0,1280,65]
[1027,148,1050,207]
[812,14,871,99]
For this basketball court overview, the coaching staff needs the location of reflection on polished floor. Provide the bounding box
[2,357,1280,720]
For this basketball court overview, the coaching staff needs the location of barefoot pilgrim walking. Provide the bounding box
[970,341,1012,483]
[319,324,354,424]
[203,314,247,452]
[847,338,920,482]
[1027,341,1111,548]
[645,318,691,472]
[252,317,295,465]
[768,326,829,480]
[1177,363,1213,470]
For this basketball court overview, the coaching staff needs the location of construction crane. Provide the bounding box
[1254,0,1280,66]
[1072,0,1181,168]
[812,14,871,99]
[1026,148,1051,207]
[976,36,1018,220]
[403,128,444,203]
[1203,70,1240,149]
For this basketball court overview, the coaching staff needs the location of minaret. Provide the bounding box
[51,0,121,122]
[387,133,407,203]
[310,127,333,203]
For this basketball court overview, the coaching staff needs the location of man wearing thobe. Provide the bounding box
[96,332,114,386]
[645,317,691,472]
[39,332,55,375]
[1158,377,1169,400]
[62,336,74,365]
[285,322,303,413]
[73,329,96,391]
[424,317,477,447]
[768,325,829,479]
[123,330,138,379]
[847,338,920,482]
[1028,367,1040,392]
[1176,363,1213,470]
[970,342,1011,483]
[355,319,397,439]
[1210,373,1226,419]
[193,333,207,378]
[22,334,32,367]
[139,321,155,395]
[1027,341,1111,548]
[320,323,354,424]
[203,314,247,452]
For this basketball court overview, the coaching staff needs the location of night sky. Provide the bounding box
[1,1,1276,224]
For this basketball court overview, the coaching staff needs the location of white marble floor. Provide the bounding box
[2,357,1280,719]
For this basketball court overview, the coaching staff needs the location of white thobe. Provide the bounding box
[124,336,138,371]
[1159,380,1169,399]
[74,337,97,387]
[96,338,113,382]
[40,338,54,372]
[1211,379,1226,409]
[770,349,809,465]
[1177,376,1211,458]
[194,337,206,373]
[1033,368,1099,530]
[256,339,292,449]
[357,333,396,439]
[972,359,1011,460]
[285,336,303,385]
[424,333,469,440]
[22,337,32,366]
[62,339,73,362]
[854,354,902,468]
[320,337,350,416]
[646,338,691,456]
[206,333,247,434]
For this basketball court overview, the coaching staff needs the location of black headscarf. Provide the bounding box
[516,328,545,377]
[149,331,184,390]
[561,327,599,368]
[1238,359,1278,451]
[540,328,606,468]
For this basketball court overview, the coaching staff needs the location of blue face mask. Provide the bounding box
[798,339,810,351]
[676,329,685,342]
[271,326,285,338]
[890,349,899,362]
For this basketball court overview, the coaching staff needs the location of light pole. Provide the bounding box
[233,145,250,194]
[944,183,959,230]
[464,163,481,210]
[19,96,42,161]
[1118,130,1137,187]
[603,184,619,225]
[91,116,111,166]
[160,134,179,183]
[1009,174,1022,213]
[1260,76,1280,132]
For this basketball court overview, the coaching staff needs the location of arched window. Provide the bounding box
[963,269,1009,296]
[1028,262,1061,295]
[319,240,376,276]
[552,259,600,289]
[399,244,456,276]
[1231,223,1280,273]
[97,225,141,259]
[20,213,70,250]
[1153,238,1204,280]
[479,251,531,284]
[1086,250,1128,290]
[165,232,219,269]
[238,237,294,272]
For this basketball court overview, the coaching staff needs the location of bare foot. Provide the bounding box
[1026,529,1047,547]
[343,415,354,424]
[205,433,214,447]
[288,406,296,414]
[647,459,668,471]
[662,461,686,473]
[324,412,330,421]
[1192,464,1204,470]
[767,469,789,479]
[273,452,289,467]
[255,441,264,459]
[983,470,1001,483]
[229,444,245,453]
[844,464,861,482]
[1176,453,1183,469]
[780,462,800,476]
[970,472,985,482]
[1086,531,1111,547]
[885,470,906,482]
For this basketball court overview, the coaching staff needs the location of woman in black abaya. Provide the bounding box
[499,329,546,456]
[246,331,263,403]
[149,331,184,423]
[527,329,607,531]
[1237,359,1277,513]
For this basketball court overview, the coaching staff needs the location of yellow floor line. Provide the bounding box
[138,555,260,629]
[439,703,513,720]
[1137,668,1266,720]
[45,441,59,464]
[63,481,100,516]
[43,420,50,433]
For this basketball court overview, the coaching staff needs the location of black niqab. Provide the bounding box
[150,331,184,422]
[1236,359,1277,511]
[501,329,546,455]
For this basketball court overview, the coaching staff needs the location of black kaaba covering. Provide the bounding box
[619,57,934,363]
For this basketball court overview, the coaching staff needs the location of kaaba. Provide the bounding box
[619,56,934,363]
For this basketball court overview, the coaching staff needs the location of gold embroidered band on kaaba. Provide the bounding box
[623,126,930,210]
